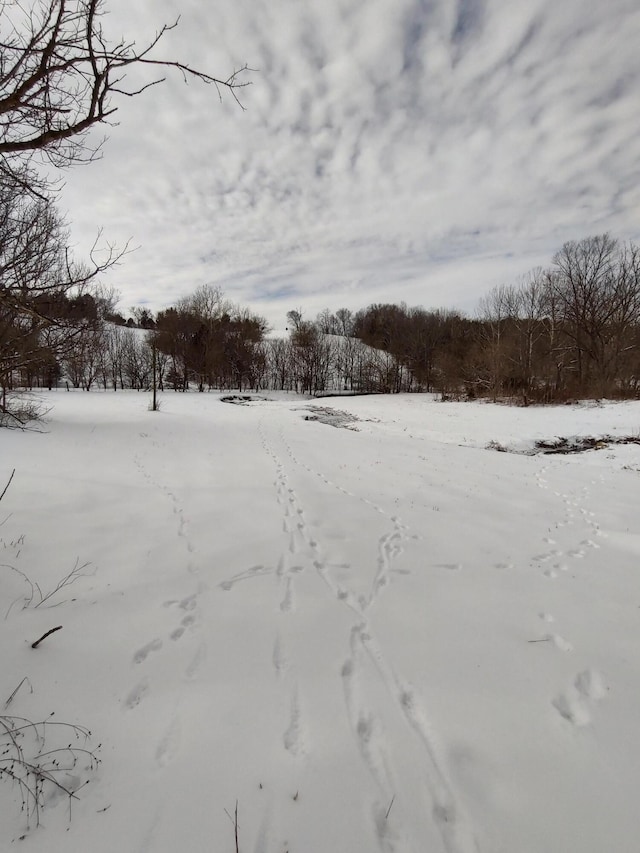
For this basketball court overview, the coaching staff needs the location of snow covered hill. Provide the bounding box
[2,391,640,852]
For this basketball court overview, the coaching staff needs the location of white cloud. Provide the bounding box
[59,0,640,327]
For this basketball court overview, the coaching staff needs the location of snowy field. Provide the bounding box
[2,391,640,853]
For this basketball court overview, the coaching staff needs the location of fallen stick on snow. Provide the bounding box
[31,626,63,649]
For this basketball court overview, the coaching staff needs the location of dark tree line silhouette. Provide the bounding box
[4,235,640,404]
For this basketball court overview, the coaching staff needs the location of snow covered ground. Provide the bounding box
[2,391,640,853]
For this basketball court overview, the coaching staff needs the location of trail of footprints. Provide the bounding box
[125,591,207,716]
[254,421,479,853]
[125,450,207,731]
[533,464,609,727]
[133,451,196,558]
[129,423,612,848]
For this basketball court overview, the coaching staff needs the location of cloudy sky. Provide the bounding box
[60,0,640,332]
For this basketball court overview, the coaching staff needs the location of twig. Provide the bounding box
[224,801,240,853]
[4,559,93,618]
[33,559,92,607]
[0,713,100,828]
[0,469,15,503]
[31,626,63,649]
[5,677,33,709]
[385,795,395,819]
[527,638,552,643]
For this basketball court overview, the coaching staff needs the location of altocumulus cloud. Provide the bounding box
[60,0,640,330]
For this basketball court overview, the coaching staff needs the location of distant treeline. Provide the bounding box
[4,234,640,404]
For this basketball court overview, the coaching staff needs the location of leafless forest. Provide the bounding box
[4,234,640,406]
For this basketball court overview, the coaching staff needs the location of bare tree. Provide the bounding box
[335,307,354,337]
[286,309,304,332]
[316,308,337,336]
[266,337,293,390]
[290,321,334,394]
[0,185,114,405]
[476,285,513,401]
[0,0,250,191]
[550,234,640,396]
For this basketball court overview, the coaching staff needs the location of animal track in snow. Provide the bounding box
[546,633,573,652]
[341,630,395,801]
[171,611,197,641]
[272,634,289,678]
[533,553,554,564]
[185,643,206,681]
[575,668,607,701]
[156,716,181,767]
[351,627,480,853]
[133,638,162,664]
[280,576,294,612]
[553,691,591,726]
[283,689,304,756]
[124,678,149,710]
[553,668,607,726]
[219,564,272,590]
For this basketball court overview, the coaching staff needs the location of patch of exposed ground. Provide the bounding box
[488,435,640,455]
[220,395,270,405]
[301,406,360,430]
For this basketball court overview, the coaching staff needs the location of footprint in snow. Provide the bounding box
[133,638,162,664]
[156,717,181,767]
[219,565,271,590]
[185,643,206,681]
[533,553,553,564]
[124,678,149,710]
[272,635,289,677]
[552,693,591,727]
[575,668,607,700]
[171,612,196,640]
[283,691,304,756]
[548,634,573,652]
[280,578,294,612]
[552,668,607,727]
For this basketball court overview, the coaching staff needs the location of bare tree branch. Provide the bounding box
[0,0,252,187]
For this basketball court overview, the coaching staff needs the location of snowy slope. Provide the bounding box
[1,391,640,852]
